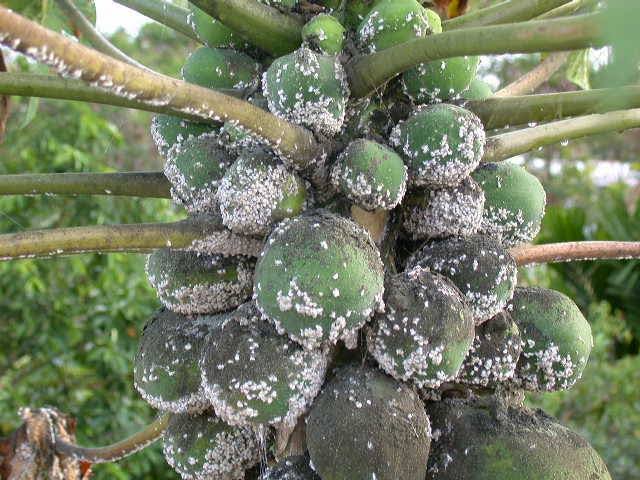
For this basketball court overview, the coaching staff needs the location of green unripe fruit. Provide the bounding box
[403,56,480,103]
[306,364,431,480]
[330,139,408,210]
[408,234,517,323]
[472,162,547,247]
[146,249,254,315]
[390,103,486,187]
[133,309,218,413]
[402,176,485,240]
[150,114,216,157]
[357,0,441,53]
[344,0,375,30]
[456,311,522,387]
[254,210,385,350]
[182,47,261,90]
[216,148,307,236]
[164,133,232,214]
[463,78,494,100]
[263,47,349,136]
[188,5,245,49]
[509,287,593,392]
[259,456,320,480]
[368,267,474,388]
[200,303,327,427]
[425,397,611,480]
[163,411,260,480]
[302,14,346,55]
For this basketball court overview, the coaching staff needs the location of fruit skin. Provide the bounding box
[164,133,232,214]
[200,303,327,427]
[182,47,261,90]
[254,210,385,350]
[407,233,517,323]
[357,0,441,53]
[133,309,219,413]
[146,249,254,315]
[188,5,245,49]
[259,0,298,10]
[306,364,431,480]
[390,103,486,188]
[401,176,485,240]
[262,47,349,136]
[456,310,522,387]
[150,114,216,158]
[463,78,494,100]
[509,287,593,392]
[330,138,408,211]
[425,396,611,480]
[472,162,547,247]
[302,14,346,55]
[368,267,475,388]
[259,455,320,479]
[163,410,261,480]
[403,56,480,103]
[216,148,307,236]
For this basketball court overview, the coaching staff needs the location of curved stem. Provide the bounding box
[113,0,199,42]
[512,241,640,266]
[54,0,148,70]
[537,0,599,19]
[444,0,571,30]
[495,52,570,97]
[468,85,640,130]
[0,172,170,198]
[0,217,264,260]
[347,12,606,98]
[0,8,319,168]
[190,0,303,56]
[55,414,169,464]
[484,108,640,162]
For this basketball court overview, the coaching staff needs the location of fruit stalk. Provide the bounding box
[483,108,640,162]
[113,0,199,41]
[512,241,640,265]
[55,414,170,463]
[444,0,572,29]
[0,172,171,198]
[0,7,320,167]
[347,12,606,98]
[495,51,570,97]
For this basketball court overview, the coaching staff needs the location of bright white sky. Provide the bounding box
[95,0,150,35]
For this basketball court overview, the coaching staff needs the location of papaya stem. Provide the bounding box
[55,414,169,464]
[189,0,303,56]
[113,0,199,41]
[0,7,319,168]
[444,0,572,30]
[0,172,170,198]
[483,108,640,162]
[0,217,263,260]
[347,12,606,98]
[467,85,640,130]
[54,0,149,70]
[537,0,600,19]
[495,52,570,97]
[511,241,640,266]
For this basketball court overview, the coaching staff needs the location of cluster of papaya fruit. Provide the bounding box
[136,0,610,478]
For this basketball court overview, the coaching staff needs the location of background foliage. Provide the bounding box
[0,4,638,480]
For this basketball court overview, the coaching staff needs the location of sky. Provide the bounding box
[95,0,150,35]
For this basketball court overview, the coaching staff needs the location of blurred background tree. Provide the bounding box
[0,2,638,480]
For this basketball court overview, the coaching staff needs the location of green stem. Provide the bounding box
[0,8,319,168]
[0,217,264,260]
[55,0,148,69]
[537,0,599,19]
[189,0,303,56]
[0,172,170,198]
[468,85,640,130]
[113,0,199,41]
[443,0,571,29]
[484,108,640,162]
[511,241,640,266]
[494,51,570,97]
[55,414,169,464]
[347,12,606,98]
